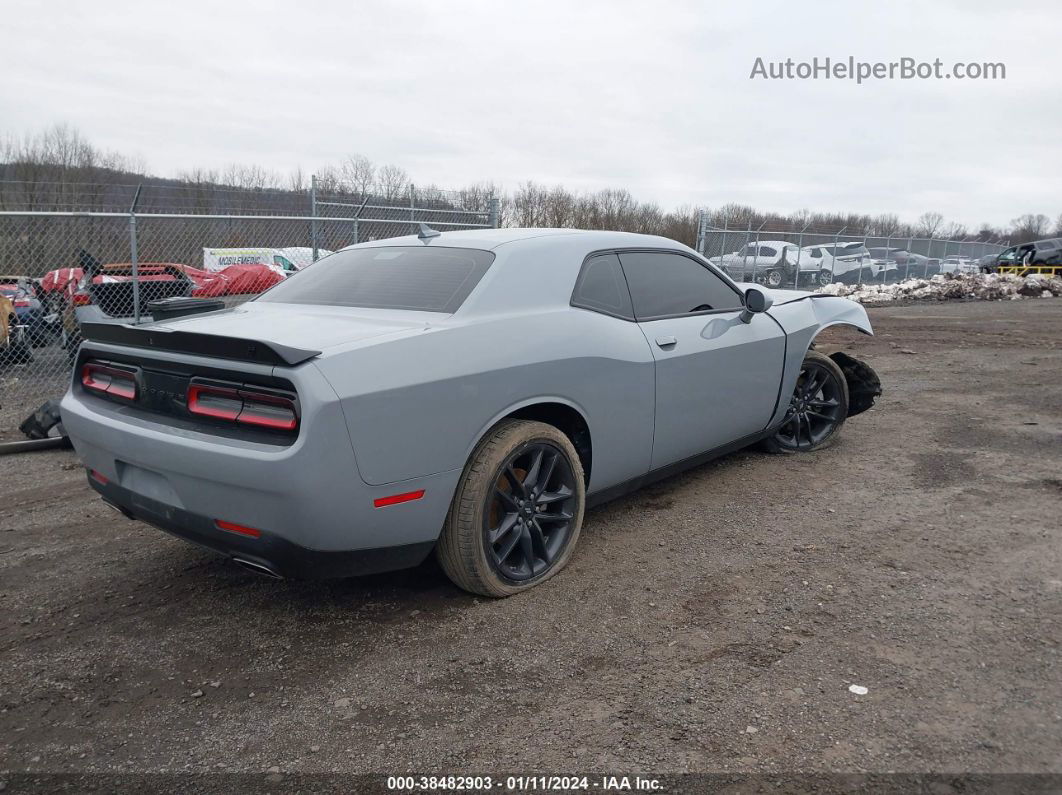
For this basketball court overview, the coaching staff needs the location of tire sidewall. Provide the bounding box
[445,420,585,597]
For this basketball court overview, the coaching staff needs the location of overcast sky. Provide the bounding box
[2,0,1059,229]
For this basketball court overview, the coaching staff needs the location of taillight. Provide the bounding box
[235,391,299,430]
[81,362,138,401]
[215,519,261,538]
[187,384,242,421]
[72,292,92,306]
[187,382,298,431]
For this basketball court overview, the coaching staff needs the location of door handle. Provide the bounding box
[655,335,677,348]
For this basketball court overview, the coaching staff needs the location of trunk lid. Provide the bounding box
[145,301,432,353]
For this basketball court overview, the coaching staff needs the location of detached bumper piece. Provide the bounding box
[87,473,435,580]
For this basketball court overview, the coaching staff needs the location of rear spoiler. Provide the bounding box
[80,323,321,367]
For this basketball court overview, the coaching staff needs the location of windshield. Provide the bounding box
[257,246,495,313]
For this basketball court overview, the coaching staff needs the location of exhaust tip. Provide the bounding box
[101,498,136,521]
[232,557,282,579]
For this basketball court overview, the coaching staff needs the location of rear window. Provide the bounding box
[257,246,494,313]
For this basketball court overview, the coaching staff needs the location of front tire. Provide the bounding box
[763,351,849,453]
[765,269,784,288]
[437,420,585,597]
[817,269,834,287]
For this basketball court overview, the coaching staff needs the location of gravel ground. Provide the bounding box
[0,340,70,442]
[1,298,1060,779]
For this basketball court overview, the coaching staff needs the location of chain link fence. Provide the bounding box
[0,180,496,424]
[694,211,1007,290]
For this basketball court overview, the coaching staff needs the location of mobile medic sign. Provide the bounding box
[203,248,294,275]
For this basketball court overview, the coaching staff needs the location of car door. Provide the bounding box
[732,244,758,280]
[617,250,787,470]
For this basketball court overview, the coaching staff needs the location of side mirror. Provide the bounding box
[740,287,773,324]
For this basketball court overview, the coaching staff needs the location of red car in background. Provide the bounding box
[41,260,285,358]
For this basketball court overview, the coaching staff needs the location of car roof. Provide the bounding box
[343,227,689,253]
[333,228,723,318]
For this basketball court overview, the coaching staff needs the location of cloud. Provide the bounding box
[1,0,1058,227]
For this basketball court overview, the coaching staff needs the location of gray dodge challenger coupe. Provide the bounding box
[61,228,880,596]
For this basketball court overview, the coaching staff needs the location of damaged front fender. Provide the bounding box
[766,294,878,427]
[806,294,874,336]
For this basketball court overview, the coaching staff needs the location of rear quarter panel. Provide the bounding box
[314,307,656,491]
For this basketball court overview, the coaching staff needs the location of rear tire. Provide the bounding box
[762,351,848,453]
[437,419,585,597]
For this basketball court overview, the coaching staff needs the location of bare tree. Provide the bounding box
[375,164,410,202]
[1009,213,1050,242]
[512,181,545,227]
[916,211,944,238]
[940,222,968,241]
[313,165,342,195]
[288,166,306,193]
[340,155,375,198]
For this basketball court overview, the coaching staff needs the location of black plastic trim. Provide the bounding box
[80,322,321,367]
[89,475,435,580]
[586,424,779,509]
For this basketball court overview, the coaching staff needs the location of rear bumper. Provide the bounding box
[90,474,434,579]
[60,347,462,555]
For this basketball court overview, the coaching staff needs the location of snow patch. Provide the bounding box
[815,273,1062,305]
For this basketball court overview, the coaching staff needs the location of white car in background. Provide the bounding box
[801,242,880,285]
[278,247,332,270]
[938,256,978,275]
[711,240,821,288]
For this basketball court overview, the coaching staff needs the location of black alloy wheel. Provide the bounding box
[483,442,578,582]
[769,352,848,452]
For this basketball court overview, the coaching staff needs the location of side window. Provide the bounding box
[758,246,778,258]
[808,248,822,259]
[274,255,297,273]
[741,244,758,256]
[572,253,634,320]
[618,251,743,320]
